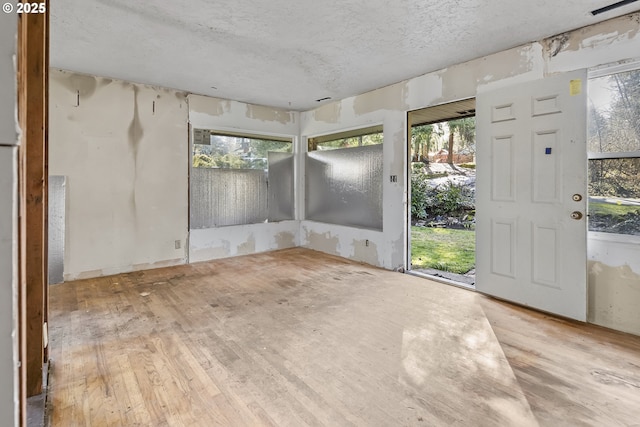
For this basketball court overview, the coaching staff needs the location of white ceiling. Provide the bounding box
[51,0,640,111]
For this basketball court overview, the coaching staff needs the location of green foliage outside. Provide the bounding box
[589,200,640,216]
[411,169,475,221]
[317,132,383,150]
[411,227,475,274]
[193,137,291,169]
[411,124,440,162]
[589,200,640,235]
[587,69,640,235]
[588,71,640,197]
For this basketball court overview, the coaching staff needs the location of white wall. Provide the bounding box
[0,12,19,427]
[49,70,189,280]
[187,94,300,261]
[300,13,640,333]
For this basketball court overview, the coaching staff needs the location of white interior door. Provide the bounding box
[476,70,587,321]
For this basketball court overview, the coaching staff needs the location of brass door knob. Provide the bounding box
[570,211,583,220]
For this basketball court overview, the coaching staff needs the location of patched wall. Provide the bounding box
[187,94,300,262]
[300,12,640,334]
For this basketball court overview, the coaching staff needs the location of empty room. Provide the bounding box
[2,0,640,426]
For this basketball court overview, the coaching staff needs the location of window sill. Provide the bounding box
[587,231,640,245]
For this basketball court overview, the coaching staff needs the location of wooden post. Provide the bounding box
[17,2,49,404]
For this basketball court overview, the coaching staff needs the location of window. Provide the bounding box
[306,126,383,230]
[191,130,294,228]
[307,125,383,151]
[192,130,292,170]
[587,67,640,236]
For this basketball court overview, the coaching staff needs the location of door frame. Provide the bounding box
[17,3,50,422]
[405,98,476,288]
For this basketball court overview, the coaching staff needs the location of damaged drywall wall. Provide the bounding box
[189,94,298,135]
[189,95,232,117]
[300,222,385,267]
[353,81,410,116]
[189,221,299,263]
[245,104,294,125]
[300,11,640,336]
[588,261,640,336]
[275,231,296,249]
[187,94,300,263]
[312,102,342,124]
[49,69,189,280]
[588,235,640,336]
[545,12,640,73]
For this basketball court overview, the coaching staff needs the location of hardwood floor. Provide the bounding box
[48,248,640,426]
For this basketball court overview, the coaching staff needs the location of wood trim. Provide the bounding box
[17,3,50,406]
[43,3,50,363]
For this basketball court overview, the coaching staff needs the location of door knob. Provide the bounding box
[572,194,583,202]
[570,211,583,220]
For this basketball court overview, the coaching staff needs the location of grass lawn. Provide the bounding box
[411,226,475,274]
[589,200,640,216]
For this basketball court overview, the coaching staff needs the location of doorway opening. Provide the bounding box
[407,99,476,287]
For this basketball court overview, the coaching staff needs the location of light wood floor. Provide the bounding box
[48,248,640,426]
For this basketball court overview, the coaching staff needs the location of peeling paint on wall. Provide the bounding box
[546,32,571,58]
[545,12,640,73]
[544,13,640,57]
[588,261,640,336]
[245,104,294,125]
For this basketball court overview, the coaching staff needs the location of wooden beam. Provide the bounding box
[43,1,50,364]
[17,3,50,402]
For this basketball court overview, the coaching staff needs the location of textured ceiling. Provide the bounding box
[51,0,640,111]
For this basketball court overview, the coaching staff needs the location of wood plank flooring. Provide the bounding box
[48,248,640,426]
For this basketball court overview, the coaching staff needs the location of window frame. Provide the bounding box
[586,61,640,240]
[189,126,296,228]
[307,124,383,151]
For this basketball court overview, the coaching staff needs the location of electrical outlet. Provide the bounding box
[390,175,398,183]
[175,240,181,249]
[365,239,369,247]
